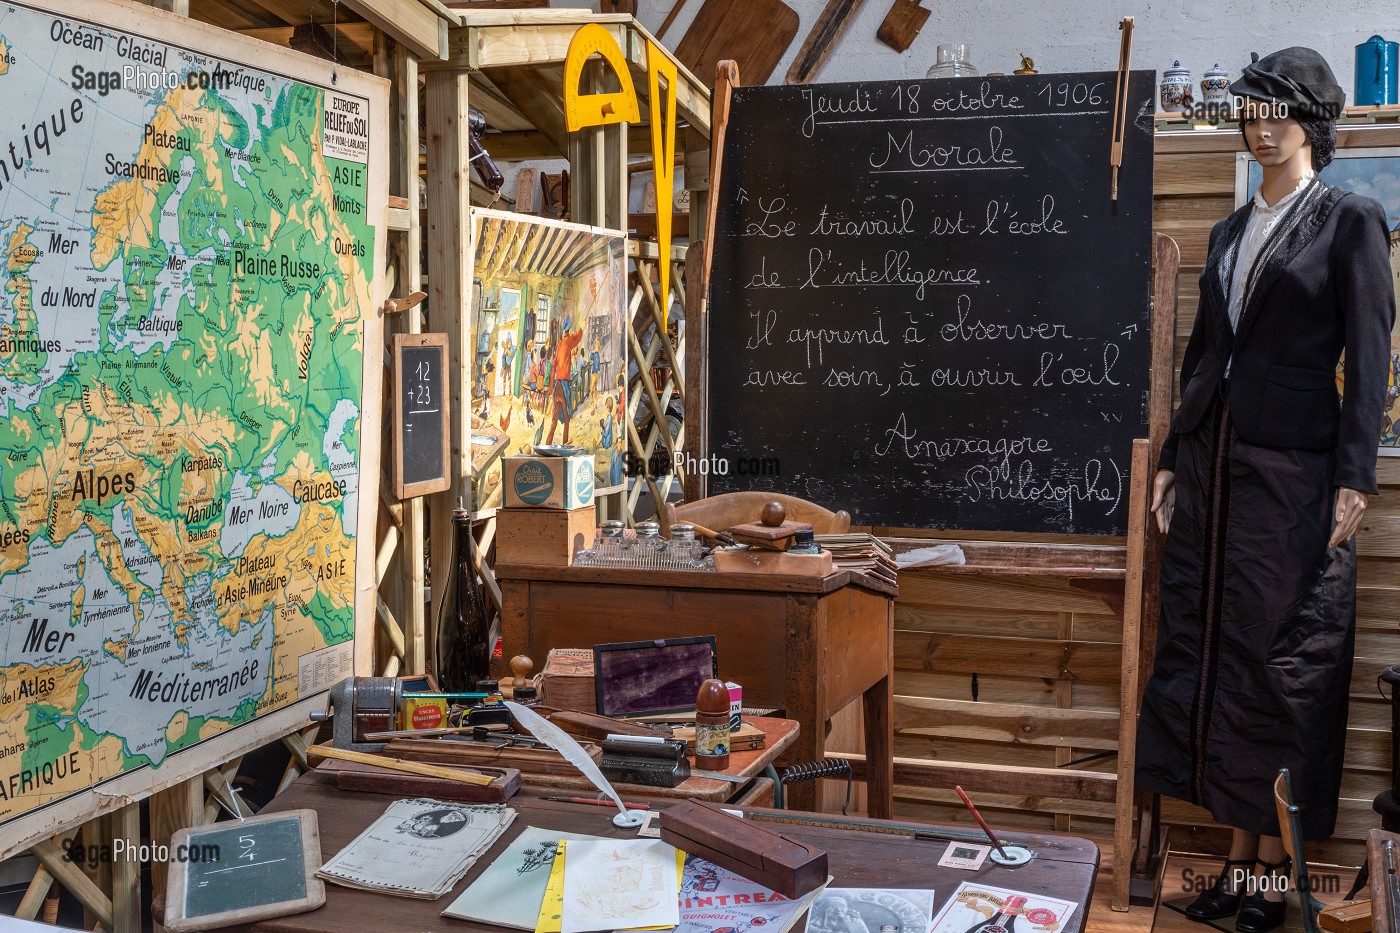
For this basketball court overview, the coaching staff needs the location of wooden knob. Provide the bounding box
[760,501,786,527]
[510,655,534,689]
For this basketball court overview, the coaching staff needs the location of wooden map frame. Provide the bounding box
[0,0,387,860]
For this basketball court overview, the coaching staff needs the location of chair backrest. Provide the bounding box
[1274,768,1325,933]
[663,492,852,537]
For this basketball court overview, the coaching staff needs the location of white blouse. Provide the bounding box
[1223,170,1315,375]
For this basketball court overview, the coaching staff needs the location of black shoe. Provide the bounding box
[1184,859,1253,922]
[1235,857,1291,933]
[1235,893,1286,933]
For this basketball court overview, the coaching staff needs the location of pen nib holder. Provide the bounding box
[612,809,646,828]
[989,845,1033,866]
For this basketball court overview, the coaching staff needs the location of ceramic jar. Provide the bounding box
[1201,64,1230,105]
[1161,60,1193,113]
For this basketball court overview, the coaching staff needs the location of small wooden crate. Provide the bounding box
[496,506,595,566]
[540,647,596,712]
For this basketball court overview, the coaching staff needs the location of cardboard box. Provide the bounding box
[496,505,595,567]
[503,455,594,509]
[539,648,596,713]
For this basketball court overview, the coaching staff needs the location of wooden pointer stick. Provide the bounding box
[1110,16,1134,201]
[701,60,739,304]
[307,743,497,786]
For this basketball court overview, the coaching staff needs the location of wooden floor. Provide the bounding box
[1084,841,1364,933]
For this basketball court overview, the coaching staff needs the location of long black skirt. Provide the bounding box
[1135,398,1356,840]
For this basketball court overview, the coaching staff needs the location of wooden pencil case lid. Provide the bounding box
[315,759,522,803]
[659,799,827,898]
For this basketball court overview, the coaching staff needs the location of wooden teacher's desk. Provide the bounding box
[225,771,1099,933]
[496,563,896,817]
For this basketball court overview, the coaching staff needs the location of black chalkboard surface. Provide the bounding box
[165,808,323,932]
[394,333,451,498]
[706,71,1156,535]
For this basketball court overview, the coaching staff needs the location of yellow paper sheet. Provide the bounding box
[536,841,684,933]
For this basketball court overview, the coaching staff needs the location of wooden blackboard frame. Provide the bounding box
[163,808,325,932]
[393,333,452,498]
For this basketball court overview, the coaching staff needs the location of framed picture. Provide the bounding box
[467,210,628,513]
[1236,148,1400,455]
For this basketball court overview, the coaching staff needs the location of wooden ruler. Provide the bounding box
[307,743,497,786]
[786,0,868,85]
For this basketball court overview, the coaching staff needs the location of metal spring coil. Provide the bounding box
[779,758,853,815]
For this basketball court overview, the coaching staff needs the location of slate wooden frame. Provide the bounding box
[394,332,452,498]
[163,808,325,932]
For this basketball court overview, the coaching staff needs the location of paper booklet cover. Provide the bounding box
[316,798,515,899]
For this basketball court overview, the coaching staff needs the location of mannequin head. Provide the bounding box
[1231,47,1343,174]
[1239,101,1335,172]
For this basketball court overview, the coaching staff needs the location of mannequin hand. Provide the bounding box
[1329,488,1368,548]
[1151,470,1176,535]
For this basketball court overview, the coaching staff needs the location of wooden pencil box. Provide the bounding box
[659,799,827,898]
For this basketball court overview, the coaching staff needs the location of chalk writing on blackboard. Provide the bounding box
[394,333,451,498]
[706,72,1157,535]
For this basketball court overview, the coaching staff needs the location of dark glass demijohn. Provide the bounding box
[435,508,492,691]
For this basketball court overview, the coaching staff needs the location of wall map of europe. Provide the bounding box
[0,1,377,827]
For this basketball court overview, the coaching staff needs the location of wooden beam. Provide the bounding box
[895,631,1123,686]
[237,22,378,56]
[340,0,450,60]
[892,694,1121,749]
[33,836,114,930]
[484,66,572,157]
[842,753,1118,803]
[481,123,654,162]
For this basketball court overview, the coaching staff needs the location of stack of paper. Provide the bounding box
[442,827,607,928]
[816,533,898,586]
[316,798,516,899]
[544,839,682,933]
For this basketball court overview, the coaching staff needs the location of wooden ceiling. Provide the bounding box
[190,0,379,69]
[475,215,615,281]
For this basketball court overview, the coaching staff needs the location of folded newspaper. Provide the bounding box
[317,798,516,899]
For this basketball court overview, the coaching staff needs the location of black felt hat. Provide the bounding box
[1230,47,1345,120]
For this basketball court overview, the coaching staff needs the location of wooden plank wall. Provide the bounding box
[879,126,1400,867]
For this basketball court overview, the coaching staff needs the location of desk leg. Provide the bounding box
[863,673,894,820]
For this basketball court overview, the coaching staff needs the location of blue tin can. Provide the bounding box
[1356,35,1398,106]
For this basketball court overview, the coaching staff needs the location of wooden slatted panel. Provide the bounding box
[880,135,1400,867]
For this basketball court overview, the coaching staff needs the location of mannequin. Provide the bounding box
[1136,48,1396,933]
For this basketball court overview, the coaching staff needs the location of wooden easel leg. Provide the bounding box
[109,802,140,933]
[1113,438,1151,910]
[14,865,54,921]
[150,776,203,933]
[32,833,113,931]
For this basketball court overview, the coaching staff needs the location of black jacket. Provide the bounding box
[1160,180,1396,494]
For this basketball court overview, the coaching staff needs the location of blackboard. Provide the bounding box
[394,333,451,498]
[164,808,324,932]
[706,71,1157,535]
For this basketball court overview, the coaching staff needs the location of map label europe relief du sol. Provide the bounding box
[0,1,376,827]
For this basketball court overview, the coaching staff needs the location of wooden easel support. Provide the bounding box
[1112,437,1151,911]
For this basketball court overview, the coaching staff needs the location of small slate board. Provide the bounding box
[393,333,451,498]
[164,808,324,932]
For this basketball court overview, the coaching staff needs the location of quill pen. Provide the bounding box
[505,701,644,827]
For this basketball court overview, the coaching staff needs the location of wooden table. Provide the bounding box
[496,563,896,817]
[224,771,1099,933]
[523,715,799,803]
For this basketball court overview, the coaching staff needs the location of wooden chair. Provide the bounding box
[1275,768,1326,933]
[662,492,852,537]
